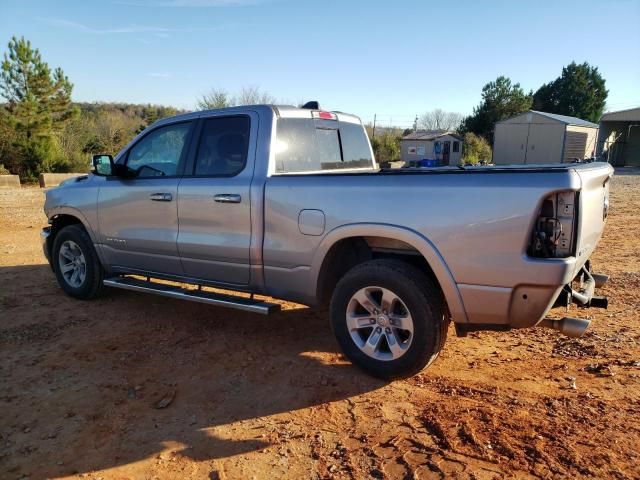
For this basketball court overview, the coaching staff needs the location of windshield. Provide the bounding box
[275,118,374,173]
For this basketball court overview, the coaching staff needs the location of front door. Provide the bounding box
[177,114,256,286]
[97,121,194,275]
[442,141,451,165]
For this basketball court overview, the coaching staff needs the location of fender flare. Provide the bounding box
[47,206,109,267]
[48,206,97,243]
[309,223,468,324]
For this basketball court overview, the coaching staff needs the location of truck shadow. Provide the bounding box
[0,264,387,478]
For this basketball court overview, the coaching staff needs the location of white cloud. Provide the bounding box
[115,0,267,6]
[45,17,232,35]
[46,18,172,34]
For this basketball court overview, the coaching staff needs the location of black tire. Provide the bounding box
[52,224,105,300]
[330,259,448,379]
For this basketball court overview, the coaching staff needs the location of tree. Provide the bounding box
[370,132,401,163]
[196,86,276,110]
[533,62,607,122]
[197,88,231,110]
[0,36,78,179]
[460,76,532,143]
[135,104,179,133]
[0,107,20,174]
[59,102,185,170]
[461,132,492,165]
[236,86,275,105]
[418,109,463,131]
[84,109,141,156]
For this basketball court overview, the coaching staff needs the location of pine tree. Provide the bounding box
[0,36,78,178]
[533,62,608,123]
[459,76,532,143]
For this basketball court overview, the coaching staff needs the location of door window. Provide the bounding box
[126,122,191,177]
[193,116,250,176]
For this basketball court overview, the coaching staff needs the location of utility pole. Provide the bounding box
[372,114,377,138]
[413,115,418,132]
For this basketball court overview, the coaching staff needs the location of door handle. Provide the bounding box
[149,192,173,202]
[213,194,241,204]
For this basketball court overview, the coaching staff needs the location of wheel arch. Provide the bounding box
[48,207,96,242]
[46,209,101,265]
[311,223,468,324]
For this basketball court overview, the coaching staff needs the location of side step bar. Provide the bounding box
[104,276,281,315]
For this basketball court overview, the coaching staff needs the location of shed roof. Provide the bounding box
[402,130,462,141]
[497,110,598,128]
[531,111,599,127]
[600,107,640,122]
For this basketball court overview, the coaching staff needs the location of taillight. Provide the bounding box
[528,191,577,258]
[312,110,337,120]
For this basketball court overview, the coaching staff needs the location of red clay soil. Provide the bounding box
[1,171,639,479]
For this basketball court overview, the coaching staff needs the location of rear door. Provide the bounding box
[176,113,257,286]
[97,121,193,275]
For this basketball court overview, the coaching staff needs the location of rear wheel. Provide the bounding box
[52,224,104,299]
[330,259,447,379]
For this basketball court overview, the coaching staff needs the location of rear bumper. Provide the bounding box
[457,260,608,331]
[458,283,562,330]
[458,255,578,329]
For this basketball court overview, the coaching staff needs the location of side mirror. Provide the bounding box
[92,154,114,176]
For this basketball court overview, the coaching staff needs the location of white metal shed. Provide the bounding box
[492,110,599,165]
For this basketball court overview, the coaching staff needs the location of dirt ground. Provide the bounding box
[1,170,639,480]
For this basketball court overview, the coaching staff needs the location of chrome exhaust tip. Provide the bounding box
[540,317,591,338]
[592,273,609,288]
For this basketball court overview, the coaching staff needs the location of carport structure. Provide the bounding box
[598,107,640,166]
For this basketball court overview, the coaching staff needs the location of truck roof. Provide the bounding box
[152,104,363,129]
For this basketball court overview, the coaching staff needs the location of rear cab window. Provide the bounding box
[274,113,375,174]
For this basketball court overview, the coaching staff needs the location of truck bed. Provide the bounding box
[379,161,610,175]
[263,161,613,330]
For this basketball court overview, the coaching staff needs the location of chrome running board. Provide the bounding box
[104,276,280,315]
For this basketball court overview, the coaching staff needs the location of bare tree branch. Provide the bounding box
[196,86,276,110]
[418,109,463,131]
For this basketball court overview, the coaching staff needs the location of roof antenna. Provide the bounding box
[301,101,320,110]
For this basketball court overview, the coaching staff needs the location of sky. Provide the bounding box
[1,0,639,128]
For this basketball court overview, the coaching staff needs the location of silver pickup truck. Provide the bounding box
[42,103,613,378]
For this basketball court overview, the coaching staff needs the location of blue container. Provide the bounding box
[418,159,437,168]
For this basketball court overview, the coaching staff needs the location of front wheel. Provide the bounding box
[330,259,448,379]
[52,224,105,300]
